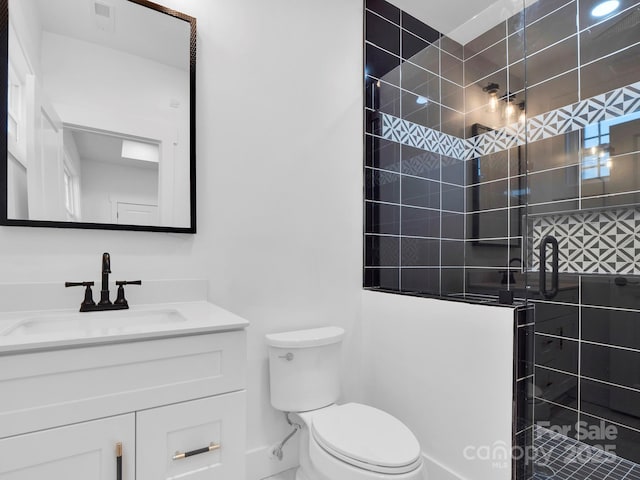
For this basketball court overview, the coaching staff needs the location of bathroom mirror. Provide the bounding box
[0,0,196,233]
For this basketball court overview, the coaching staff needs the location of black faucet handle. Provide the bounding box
[65,281,97,311]
[115,280,142,286]
[65,281,95,288]
[114,280,142,307]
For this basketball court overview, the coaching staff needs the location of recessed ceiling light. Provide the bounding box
[591,0,620,17]
[416,96,428,105]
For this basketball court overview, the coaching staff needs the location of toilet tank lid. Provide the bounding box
[266,326,344,348]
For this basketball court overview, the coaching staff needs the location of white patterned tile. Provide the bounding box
[380,81,640,174]
[531,207,640,275]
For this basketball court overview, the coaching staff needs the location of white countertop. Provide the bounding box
[0,301,249,354]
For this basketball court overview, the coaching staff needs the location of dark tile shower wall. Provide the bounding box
[528,276,640,466]
[463,11,526,297]
[364,0,465,296]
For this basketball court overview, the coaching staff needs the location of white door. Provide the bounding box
[136,392,246,480]
[116,202,159,226]
[0,414,135,480]
[25,74,66,221]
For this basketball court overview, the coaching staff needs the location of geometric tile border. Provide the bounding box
[531,207,640,275]
[379,80,640,162]
[380,113,467,159]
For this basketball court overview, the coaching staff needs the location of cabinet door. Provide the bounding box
[137,391,246,480]
[0,414,135,480]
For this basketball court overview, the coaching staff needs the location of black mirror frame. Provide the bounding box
[0,0,197,234]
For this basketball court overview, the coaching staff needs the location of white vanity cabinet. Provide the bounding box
[0,414,136,480]
[0,327,247,480]
[137,391,246,480]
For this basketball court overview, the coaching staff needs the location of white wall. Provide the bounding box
[362,291,514,480]
[41,32,188,127]
[168,0,364,476]
[80,160,158,224]
[1,1,364,479]
[8,0,42,78]
[7,156,28,219]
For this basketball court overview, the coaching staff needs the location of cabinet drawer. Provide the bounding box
[0,330,246,438]
[0,414,135,480]
[136,391,246,480]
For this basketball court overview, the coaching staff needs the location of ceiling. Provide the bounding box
[71,129,159,170]
[390,0,498,34]
[390,0,538,44]
[31,0,190,69]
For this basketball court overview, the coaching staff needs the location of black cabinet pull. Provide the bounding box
[116,442,122,480]
[539,235,559,299]
[172,442,220,460]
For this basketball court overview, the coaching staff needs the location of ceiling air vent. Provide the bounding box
[93,1,115,32]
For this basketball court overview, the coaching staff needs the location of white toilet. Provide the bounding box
[266,326,425,480]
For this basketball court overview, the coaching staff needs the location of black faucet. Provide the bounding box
[99,252,112,306]
[500,257,522,284]
[66,252,142,312]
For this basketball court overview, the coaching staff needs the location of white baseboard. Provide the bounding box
[246,443,299,480]
[246,448,463,480]
[422,452,468,480]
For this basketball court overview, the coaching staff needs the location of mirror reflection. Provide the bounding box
[5,0,195,230]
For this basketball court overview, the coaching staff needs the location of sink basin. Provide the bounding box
[0,309,187,338]
[0,301,249,355]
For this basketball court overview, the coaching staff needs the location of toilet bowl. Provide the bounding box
[266,327,426,480]
[296,403,424,480]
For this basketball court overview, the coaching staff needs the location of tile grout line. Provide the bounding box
[398,10,403,292]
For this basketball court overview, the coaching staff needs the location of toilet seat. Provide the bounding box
[310,403,422,475]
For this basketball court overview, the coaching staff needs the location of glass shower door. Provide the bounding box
[524,0,640,477]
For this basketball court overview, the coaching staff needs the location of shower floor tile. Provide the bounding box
[532,426,640,480]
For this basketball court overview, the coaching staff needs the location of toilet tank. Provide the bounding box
[266,326,344,412]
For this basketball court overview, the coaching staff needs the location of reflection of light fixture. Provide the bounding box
[518,102,526,124]
[416,96,428,105]
[505,102,515,118]
[602,146,612,169]
[504,92,516,118]
[589,144,614,169]
[591,0,619,17]
[483,82,500,113]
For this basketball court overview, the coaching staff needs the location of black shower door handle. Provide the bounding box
[539,235,559,299]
